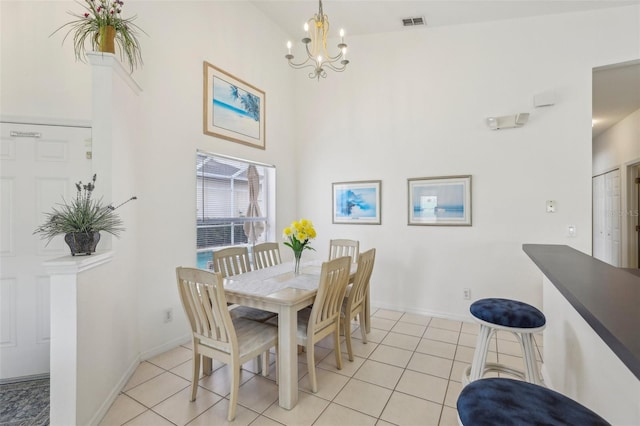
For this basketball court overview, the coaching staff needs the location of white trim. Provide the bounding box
[87,52,142,95]
[0,116,91,129]
[372,301,472,324]
[43,251,114,275]
[139,333,191,362]
[89,354,141,425]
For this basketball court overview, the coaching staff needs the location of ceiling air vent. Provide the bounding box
[402,16,426,27]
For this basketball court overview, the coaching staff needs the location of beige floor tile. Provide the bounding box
[313,403,377,426]
[353,327,388,343]
[198,364,255,397]
[318,352,365,377]
[375,420,396,426]
[299,367,349,400]
[353,359,404,389]
[369,317,397,331]
[152,386,221,425]
[496,338,525,357]
[99,394,146,425]
[170,358,224,382]
[236,375,279,413]
[450,361,470,383]
[298,345,333,365]
[125,372,190,407]
[399,313,432,326]
[334,379,392,418]
[316,333,343,350]
[244,415,283,426]
[186,399,259,425]
[444,380,462,408]
[461,322,479,335]
[497,353,525,372]
[263,391,330,426]
[457,332,479,349]
[416,338,456,359]
[369,345,413,368]
[407,352,453,379]
[496,330,519,342]
[439,405,460,426]
[395,369,448,404]
[390,321,426,337]
[380,332,420,351]
[454,345,476,363]
[424,327,459,344]
[380,391,441,426]
[429,318,462,332]
[373,309,404,320]
[123,410,174,425]
[340,338,379,358]
[123,362,165,392]
[147,346,193,370]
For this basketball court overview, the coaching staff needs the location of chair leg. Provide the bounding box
[359,311,368,344]
[334,326,343,370]
[344,317,354,362]
[261,351,270,377]
[191,350,200,402]
[306,341,317,393]
[228,357,240,421]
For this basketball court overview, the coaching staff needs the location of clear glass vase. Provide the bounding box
[294,252,302,275]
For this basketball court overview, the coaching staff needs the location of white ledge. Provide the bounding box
[87,52,142,94]
[43,251,114,275]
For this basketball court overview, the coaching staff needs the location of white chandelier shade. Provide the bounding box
[285,0,349,80]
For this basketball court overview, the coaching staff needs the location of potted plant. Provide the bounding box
[34,174,136,256]
[51,0,145,71]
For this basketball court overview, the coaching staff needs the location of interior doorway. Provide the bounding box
[628,163,640,268]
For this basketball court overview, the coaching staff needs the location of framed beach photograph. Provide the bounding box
[203,61,266,149]
[408,175,472,226]
[332,180,382,225]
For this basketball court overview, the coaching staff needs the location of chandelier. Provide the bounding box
[285,0,349,80]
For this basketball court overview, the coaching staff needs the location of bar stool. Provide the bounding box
[457,378,610,426]
[462,298,545,385]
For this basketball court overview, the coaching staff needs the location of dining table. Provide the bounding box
[222,259,356,410]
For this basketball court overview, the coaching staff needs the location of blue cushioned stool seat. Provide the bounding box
[470,298,546,329]
[457,378,610,426]
[463,298,546,385]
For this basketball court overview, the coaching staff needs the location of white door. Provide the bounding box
[0,122,91,381]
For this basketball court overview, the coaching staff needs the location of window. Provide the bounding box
[196,152,275,269]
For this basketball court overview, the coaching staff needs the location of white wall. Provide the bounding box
[593,108,640,174]
[293,6,640,320]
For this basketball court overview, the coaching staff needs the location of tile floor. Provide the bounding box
[100,308,543,426]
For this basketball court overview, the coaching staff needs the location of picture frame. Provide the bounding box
[203,61,266,150]
[332,180,382,225]
[408,175,472,226]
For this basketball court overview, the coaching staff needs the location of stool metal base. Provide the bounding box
[462,320,544,386]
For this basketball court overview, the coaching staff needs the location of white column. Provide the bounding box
[44,252,113,426]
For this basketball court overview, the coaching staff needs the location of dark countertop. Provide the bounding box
[523,244,640,380]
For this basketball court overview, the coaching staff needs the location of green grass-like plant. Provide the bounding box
[51,0,145,71]
[34,174,136,244]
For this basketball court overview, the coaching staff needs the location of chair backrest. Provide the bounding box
[253,242,282,270]
[308,256,352,337]
[176,267,237,352]
[329,239,360,263]
[212,247,250,278]
[345,248,376,316]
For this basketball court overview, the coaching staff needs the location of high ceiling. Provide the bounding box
[252,0,640,139]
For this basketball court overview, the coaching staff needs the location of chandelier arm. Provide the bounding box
[287,60,321,71]
[322,62,347,73]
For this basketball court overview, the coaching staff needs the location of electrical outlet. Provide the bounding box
[164,308,173,323]
[463,288,471,300]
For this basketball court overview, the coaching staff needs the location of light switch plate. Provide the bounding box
[546,200,556,213]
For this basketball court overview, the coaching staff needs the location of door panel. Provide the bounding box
[0,122,91,380]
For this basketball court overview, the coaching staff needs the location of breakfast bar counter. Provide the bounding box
[523,244,640,424]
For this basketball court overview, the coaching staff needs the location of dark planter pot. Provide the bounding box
[64,232,101,256]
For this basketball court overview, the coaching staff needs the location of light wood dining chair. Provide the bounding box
[297,256,351,393]
[212,246,276,322]
[341,248,376,361]
[176,267,278,421]
[329,239,360,263]
[253,242,282,270]
[212,246,251,277]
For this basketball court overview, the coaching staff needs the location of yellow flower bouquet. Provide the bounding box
[283,218,316,274]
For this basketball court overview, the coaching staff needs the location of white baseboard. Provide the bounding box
[371,302,472,324]
[139,333,191,361]
[88,355,140,426]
